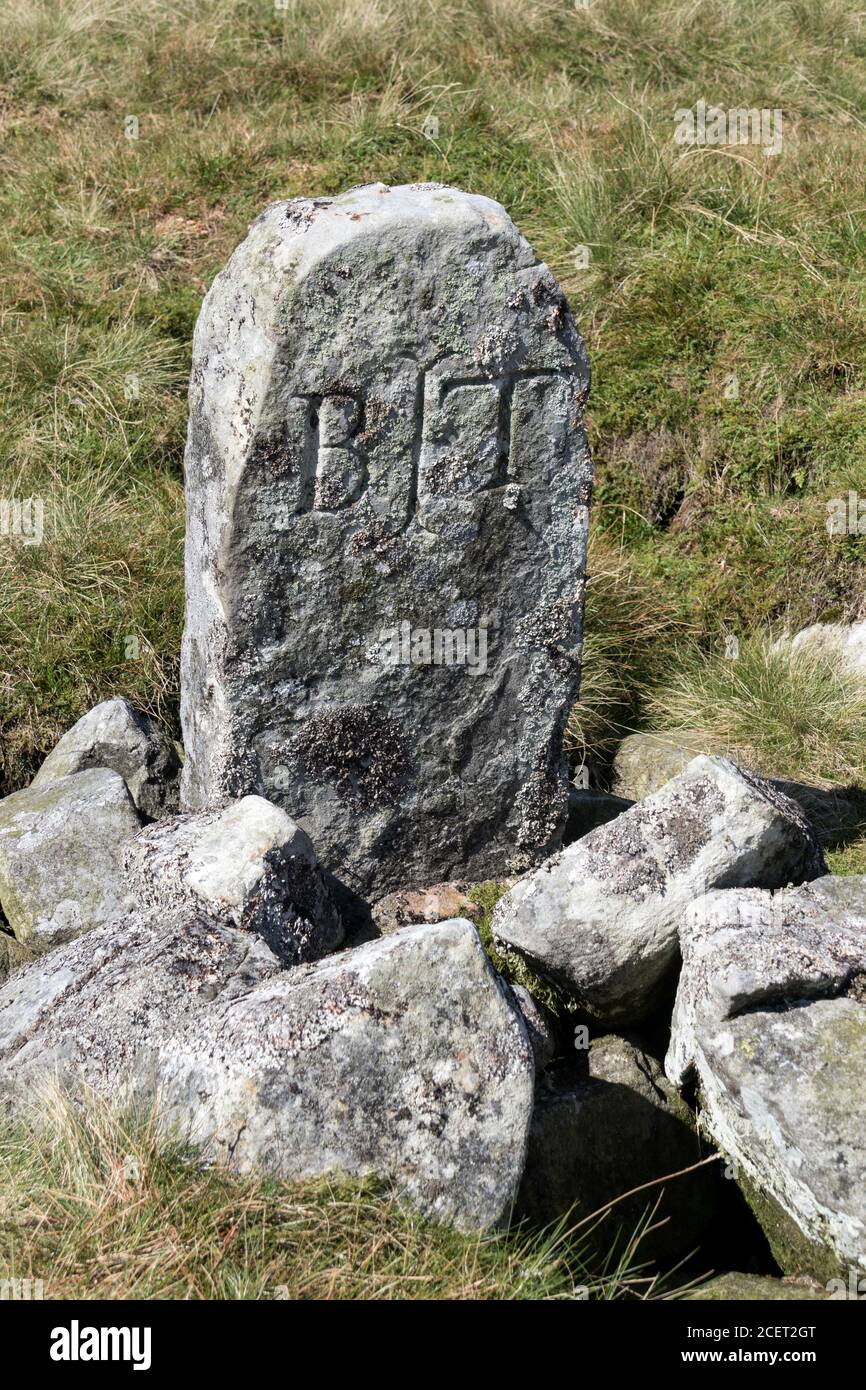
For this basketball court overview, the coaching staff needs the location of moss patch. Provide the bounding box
[468,881,572,1018]
[737,1168,842,1285]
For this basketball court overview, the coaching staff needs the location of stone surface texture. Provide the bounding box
[780,618,866,676]
[371,881,478,935]
[0,769,141,953]
[180,183,593,897]
[685,1273,830,1301]
[611,730,709,801]
[0,915,534,1231]
[126,795,343,966]
[32,697,180,819]
[493,756,825,1026]
[666,876,866,1280]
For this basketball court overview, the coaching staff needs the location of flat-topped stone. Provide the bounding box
[180,183,592,897]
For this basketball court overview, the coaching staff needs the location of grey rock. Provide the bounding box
[179,183,593,899]
[126,795,342,966]
[611,730,709,801]
[0,916,535,1232]
[612,732,864,844]
[32,698,180,820]
[493,756,825,1026]
[775,618,866,677]
[0,769,141,954]
[505,981,556,1074]
[666,876,866,1279]
[0,903,282,1074]
[516,1036,715,1262]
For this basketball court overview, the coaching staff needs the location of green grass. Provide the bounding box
[648,638,866,789]
[2,0,863,805]
[0,1086,679,1300]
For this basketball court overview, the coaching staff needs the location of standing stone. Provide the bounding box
[180,183,592,898]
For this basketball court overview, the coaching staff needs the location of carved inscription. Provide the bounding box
[291,366,580,514]
[293,393,367,512]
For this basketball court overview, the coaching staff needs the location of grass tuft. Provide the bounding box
[0,1085,675,1300]
[648,636,866,791]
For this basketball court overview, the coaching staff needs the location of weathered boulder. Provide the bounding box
[179,182,593,898]
[0,904,281,1077]
[32,698,180,819]
[666,876,866,1280]
[686,1273,830,1301]
[493,756,825,1026]
[372,881,478,936]
[0,917,535,1231]
[612,732,865,844]
[127,795,343,966]
[777,618,866,677]
[611,730,708,801]
[516,1037,715,1261]
[0,769,141,954]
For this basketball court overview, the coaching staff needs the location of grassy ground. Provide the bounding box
[1,0,865,1294]
[0,1088,688,1300]
[1,0,864,805]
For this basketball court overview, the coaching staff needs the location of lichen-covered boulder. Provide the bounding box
[32,698,180,820]
[666,876,866,1280]
[493,756,825,1026]
[179,182,593,899]
[611,730,708,801]
[0,916,535,1232]
[127,795,343,967]
[0,769,141,954]
[516,1036,715,1262]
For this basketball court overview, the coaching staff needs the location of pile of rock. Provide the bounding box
[2,722,861,1281]
[0,748,533,1231]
